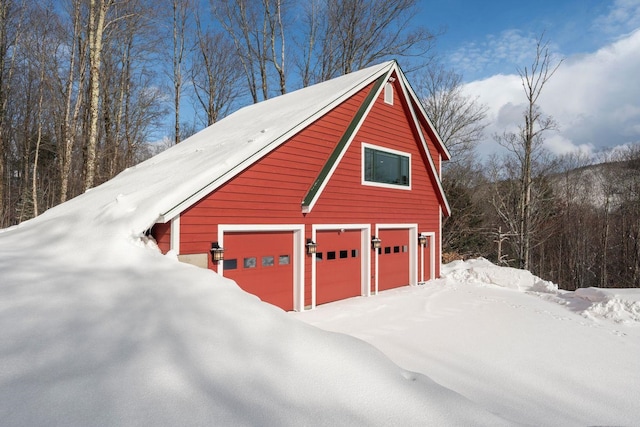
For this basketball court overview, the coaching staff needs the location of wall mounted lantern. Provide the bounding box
[210,242,225,262]
[371,236,382,250]
[418,234,428,247]
[306,238,317,255]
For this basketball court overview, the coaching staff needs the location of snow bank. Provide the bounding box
[575,287,640,324]
[442,258,558,293]
[444,258,640,325]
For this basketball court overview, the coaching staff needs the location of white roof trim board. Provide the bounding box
[397,70,452,161]
[394,66,452,216]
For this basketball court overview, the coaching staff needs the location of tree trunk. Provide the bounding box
[84,0,108,192]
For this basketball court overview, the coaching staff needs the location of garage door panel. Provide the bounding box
[223,231,294,310]
[316,229,361,305]
[378,228,410,291]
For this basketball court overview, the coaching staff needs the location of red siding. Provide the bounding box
[152,222,171,253]
[167,77,445,303]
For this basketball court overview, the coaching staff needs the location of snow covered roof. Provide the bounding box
[22,61,448,240]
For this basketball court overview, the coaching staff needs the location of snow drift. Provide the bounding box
[0,193,507,425]
[1,184,639,425]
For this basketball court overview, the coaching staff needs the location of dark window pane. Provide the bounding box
[394,246,400,253]
[384,247,391,254]
[316,253,323,261]
[327,251,336,260]
[279,255,290,265]
[223,259,238,270]
[351,249,359,258]
[364,148,374,181]
[340,250,348,259]
[364,147,410,187]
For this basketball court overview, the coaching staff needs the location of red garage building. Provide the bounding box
[152,60,450,311]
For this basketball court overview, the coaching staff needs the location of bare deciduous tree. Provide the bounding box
[171,0,191,144]
[213,0,288,102]
[83,0,113,191]
[300,0,435,84]
[58,0,88,203]
[493,33,562,270]
[416,62,488,258]
[418,63,487,164]
[0,0,25,226]
[191,12,243,126]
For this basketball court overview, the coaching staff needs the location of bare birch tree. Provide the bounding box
[58,0,88,203]
[83,0,112,191]
[0,0,24,226]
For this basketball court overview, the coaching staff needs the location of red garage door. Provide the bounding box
[316,229,362,305]
[223,231,294,311]
[378,228,410,291]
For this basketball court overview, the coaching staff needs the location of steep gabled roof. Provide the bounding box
[299,62,451,215]
[150,61,400,223]
[40,61,449,237]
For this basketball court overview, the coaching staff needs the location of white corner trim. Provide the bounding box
[439,206,443,276]
[420,231,436,282]
[170,216,180,254]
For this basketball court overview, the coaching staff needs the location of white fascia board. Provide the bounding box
[396,72,452,217]
[397,69,452,161]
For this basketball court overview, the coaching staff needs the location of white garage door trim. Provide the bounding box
[218,224,305,312]
[311,224,371,310]
[374,223,418,294]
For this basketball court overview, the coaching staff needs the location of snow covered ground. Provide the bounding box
[1,185,639,425]
[295,258,640,426]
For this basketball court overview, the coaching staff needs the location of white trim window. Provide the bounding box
[362,143,411,190]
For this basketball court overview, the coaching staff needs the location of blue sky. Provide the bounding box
[413,0,640,157]
[424,0,631,80]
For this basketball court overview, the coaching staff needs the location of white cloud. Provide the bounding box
[462,28,640,158]
[448,30,543,79]
[593,0,640,36]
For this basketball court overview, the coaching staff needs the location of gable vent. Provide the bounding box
[384,82,394,105]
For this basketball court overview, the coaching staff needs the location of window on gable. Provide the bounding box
[384,82,394,105]
[363,145,410,188]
